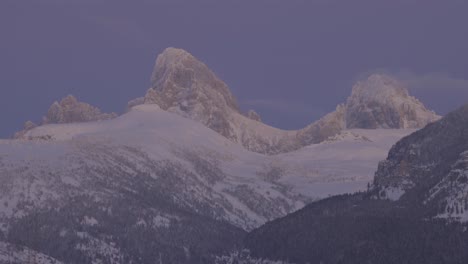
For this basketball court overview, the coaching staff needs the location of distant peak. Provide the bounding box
[43,95,116,124]
[345,74,439,129]
[145,47,239,111]
[158,47,193,61]
[150,47,201,89]
[351,73,408,100]
[154,48,194,71]
[142,47,240,140]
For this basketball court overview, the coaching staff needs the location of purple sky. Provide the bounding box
[2,0,468,138]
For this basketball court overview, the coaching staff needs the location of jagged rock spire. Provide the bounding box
[143,47,240,140]
[344,74,440,129]
[43,95,116,124]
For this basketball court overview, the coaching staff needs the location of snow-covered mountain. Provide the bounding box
[1,103,414,262]
[128,48,438,154]
[2,47,442,262]
[4,105,413,229]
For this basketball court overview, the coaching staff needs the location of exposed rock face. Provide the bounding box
[345,74,440,129]
[15,95,117,139]
[144,47,240,140]
[43,95,117,124]
[298,104,347,146]
[374,104,468,220]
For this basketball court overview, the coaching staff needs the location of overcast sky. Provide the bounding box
[1,0,468,138]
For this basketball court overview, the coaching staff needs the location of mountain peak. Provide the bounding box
[146,47,239,110]
[150,47,194,88]
[345,74,440,129]
[157,47,192,63]
[43,95,117,124]
[350,73,409,101]
[143,47,240,139]
[14,95,117,139]
[127,49,441,154]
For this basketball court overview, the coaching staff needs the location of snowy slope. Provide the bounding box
[0,104,416,263]
[2,105,413,229]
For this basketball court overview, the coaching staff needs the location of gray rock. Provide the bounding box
[43,95,117,124]
[144,47,240,140]
[345,74,440,129]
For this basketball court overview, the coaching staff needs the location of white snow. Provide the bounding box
[0,105,413,230]
[153,215,171,228]
[427,151,468,223]
[83,216,99,226]
[384,187,406,201]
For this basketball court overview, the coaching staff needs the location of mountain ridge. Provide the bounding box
[14,48,439,155]
[135,48,440,154]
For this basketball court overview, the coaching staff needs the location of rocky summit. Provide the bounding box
[43,95,117,124]
[144,47,240,140]
[14,95,116,139]
[345,74,440,129]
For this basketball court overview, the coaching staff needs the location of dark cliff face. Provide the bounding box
[374,104,468,206]
[244,193,468,264]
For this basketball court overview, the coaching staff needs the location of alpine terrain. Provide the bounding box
[0,48,441,263]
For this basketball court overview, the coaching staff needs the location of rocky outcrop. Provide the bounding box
[345,74,440,129]
[144,47,240,140]
[43,95,116,124]
[15,95,117,139]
